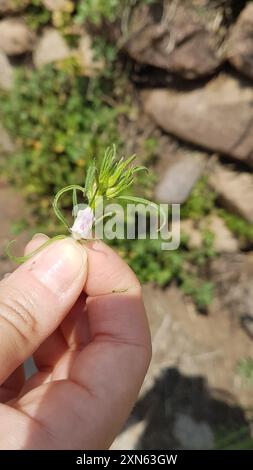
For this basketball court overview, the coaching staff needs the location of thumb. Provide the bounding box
[0,237,87,385]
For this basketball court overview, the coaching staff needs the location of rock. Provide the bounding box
[208,215,239,253]
[143,75,253,167]
[211,253,253,325]
[0,19,34,55]
[178,216,239,253]
[174,413,214,449]
[0,50,13,90]
[124,1,223,79]
[0,0,28,14]
[77,34,104,76]
[0,0,11,12]
[42,0,67,11]
[155,151,207,204]
[209,164,253,223]
[0,123,14,154]
[33,29,71,68]
[180,220,202,249]
[227,4,253,80]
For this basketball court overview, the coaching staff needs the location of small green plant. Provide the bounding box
[215,426,253,450]
[219,210,253,245]
[114,236,214,310]
[24,0,52,30]
[237,358,253,386]
[181,176,216,221]
[74,0,154,26]
[7,146,164,263]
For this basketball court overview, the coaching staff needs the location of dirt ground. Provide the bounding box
[0,182,253,450]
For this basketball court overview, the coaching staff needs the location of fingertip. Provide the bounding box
[25,233,49,256]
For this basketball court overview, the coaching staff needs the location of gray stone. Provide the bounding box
[34,29,71,68]
[155,151,207,204]
[227,3,253,80]
[124,1,223,79]
[0,18,34,55]
[209,164,253,223]
[0,50,13,90]
[143,75,253,167]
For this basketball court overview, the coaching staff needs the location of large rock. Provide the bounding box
[143,75,253,167]
[0,0,28,13]
[77,33,104,76]
[0,18,33,55]
[155,150,207,204]
[33,29,71,68]
[227,3,253,80]
[0,50,13,90]
[209,164,253,223]
[124,1,223,79]
[211,253,253,330]
[42,0,68,11]
[208,215,239,253]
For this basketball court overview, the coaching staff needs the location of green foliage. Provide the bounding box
[181,275,214,310]
[181,176,216,221]
[74,0,121,25]
[0,64,122,218]
[237,358,253,385]
[22,0,154,31]
[215,426,253,450]
[219,209,253,245]
[74,0,154,25]
[24,0,52,30]
[113,236,214,310]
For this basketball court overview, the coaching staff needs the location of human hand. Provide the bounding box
[0,235,151,449]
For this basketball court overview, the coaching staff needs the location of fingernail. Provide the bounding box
[30,238,87,295]
[32,232,49,241]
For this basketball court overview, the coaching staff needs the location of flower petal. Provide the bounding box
[71,207,94,240]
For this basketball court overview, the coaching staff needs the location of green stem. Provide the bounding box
[53,184,86,228]
[6,234,68,264]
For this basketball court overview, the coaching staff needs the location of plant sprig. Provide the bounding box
[6,146,164,263]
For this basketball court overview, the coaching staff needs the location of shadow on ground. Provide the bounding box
[123,367,252,450]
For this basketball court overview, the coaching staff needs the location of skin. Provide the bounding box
[0,234,151,449]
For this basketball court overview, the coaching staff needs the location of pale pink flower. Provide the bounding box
[71,207,94,240]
